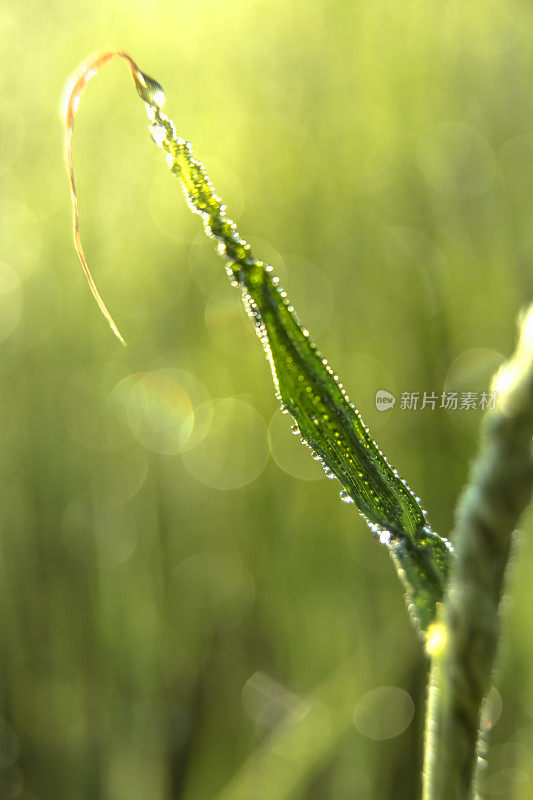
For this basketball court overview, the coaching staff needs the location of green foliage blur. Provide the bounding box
[2,1,533,798]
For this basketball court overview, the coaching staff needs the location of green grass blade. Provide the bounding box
[65,53,453,633]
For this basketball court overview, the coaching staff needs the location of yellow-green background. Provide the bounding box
[2,1,533,798]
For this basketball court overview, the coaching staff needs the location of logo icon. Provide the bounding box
[375,389,396,411]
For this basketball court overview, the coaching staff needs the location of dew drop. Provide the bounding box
[339,490,354,504]
[150,124,167,147]
[134,69,166,107]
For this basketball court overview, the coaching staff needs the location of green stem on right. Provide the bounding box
[422,305,533,800]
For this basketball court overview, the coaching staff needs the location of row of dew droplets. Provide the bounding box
[135,64,436,546]
[134,65,289,405]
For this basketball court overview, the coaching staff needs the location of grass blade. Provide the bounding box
[63,52,453,632]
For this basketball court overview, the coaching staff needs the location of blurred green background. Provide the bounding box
[2,1,533,798]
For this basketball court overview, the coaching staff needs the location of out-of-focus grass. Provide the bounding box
[1,1,533,799]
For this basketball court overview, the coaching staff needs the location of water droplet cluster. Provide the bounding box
[139,75,453,631]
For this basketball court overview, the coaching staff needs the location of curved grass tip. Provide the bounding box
[63,50,163,345]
